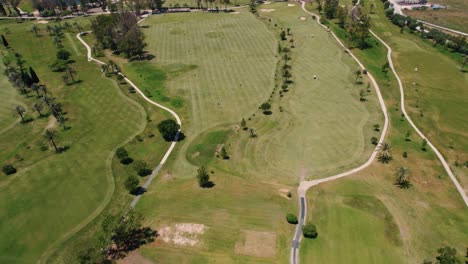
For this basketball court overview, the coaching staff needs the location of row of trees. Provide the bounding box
[382,1,468,55]
[91,12,147,59]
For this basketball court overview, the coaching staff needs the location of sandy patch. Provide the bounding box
[299,16,307,21]
[230,11,240,14]
[235,230,277,258]
[118,251,154,264]
[232,124,240,131]
[36,20,49,24]
[264,1,271,4]
[288,3,295,6]
[192,151,200,159]
[260,9,275,12]
[158,223,206,246]
[45,116,57,130]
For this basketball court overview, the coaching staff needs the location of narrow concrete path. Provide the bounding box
[292,2,468,263]
[76,31,182,209]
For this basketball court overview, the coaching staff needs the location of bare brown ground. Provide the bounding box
[235,230,277,258]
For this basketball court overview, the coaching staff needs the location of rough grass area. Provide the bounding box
[302,2,468,262]
[0,64,21,134]
[405,0,468,33]
[0,18,165,263]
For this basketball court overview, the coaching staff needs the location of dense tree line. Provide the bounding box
[91,12,147,59]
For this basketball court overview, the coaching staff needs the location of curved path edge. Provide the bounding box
[293,1,468,264]
[76,31,182,209]
[290,2,390,263]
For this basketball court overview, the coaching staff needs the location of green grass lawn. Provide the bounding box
[0,19,154,263]
[300,2,468,263]
[0,64,21,134]
[121,4,383,263]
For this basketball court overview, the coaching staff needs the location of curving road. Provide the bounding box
[76,31,182,209]
[292,1,468,264]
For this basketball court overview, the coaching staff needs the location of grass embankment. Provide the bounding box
[0,18,168,263]
[120,4,382,262]
[300,1,468,263]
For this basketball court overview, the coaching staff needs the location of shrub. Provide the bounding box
[56,49,71,61]
[286,213,298,224]
[403,151,408,158]
[116,147,128,160]
[2,164,16,175]
[302,222,318,238]
[124,175,139,193]
[120,157,134,165]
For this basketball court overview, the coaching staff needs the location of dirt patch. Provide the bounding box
[192,151,200,159]
[158,223,206,246]
[264,1,271,4]
[235,230,277,258]
[260,9,275,12]
[45,116,57,130]
[118,251,154,264]
[232,124,240,131]
[230,11,240,14]
[288,3,295,6]
[299,16,307,21]
[36,20,49,24]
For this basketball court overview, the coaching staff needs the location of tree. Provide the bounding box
[394,166,410,188]
[373,124,380,131]
[421,139,428,151]
[405,130,411,141]
[261,102,271,114]
[44,129,58,152]
[197,165,210,187]
[302,222,318,238]
[324,0,339,19]
[133,160,152,176]
[33,102,44,117]
[280,30,286,40]
[31,25,39,36]
[371,136,378,145]
[220,146,229,159]
[124,175,139,193]
[57,49,71,61]
[116,147,129,160]
[286,213,298,224]
[355,69,362,81]
[29,66,40,83]
[349,13,371,49]
[2,164,17,175]
[15,105,26,122]
[157,119,180,141]
[336,5,348,28]
[240,118,246,128]
[1,34,8,48]
[461,55,468,71]
[435,246,461,264]
[31,83,41,97]
[57,115,66,130]
[66,66,77,83]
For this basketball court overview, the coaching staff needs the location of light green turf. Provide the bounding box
[0,20,147,263]
[0,63,21,134]
[163,0,250,8]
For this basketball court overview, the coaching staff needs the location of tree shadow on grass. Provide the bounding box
[201,181,215,188]
[131,187,147,195]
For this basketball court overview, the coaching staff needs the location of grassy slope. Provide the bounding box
[300,2,468,263]
[405,0,468,33]
[0,20,147,263]
[0,63,21,134]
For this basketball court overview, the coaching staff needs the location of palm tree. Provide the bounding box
[381,142,391,151]
[56,115,66,130]
[378,151,393,163]
[44,129,59,152]
[394,166,410,188]
[33,102,44,117]
[31,83,41,97]
[66,66,77,83]
[31,25,39,36]
[15,105,26,122]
